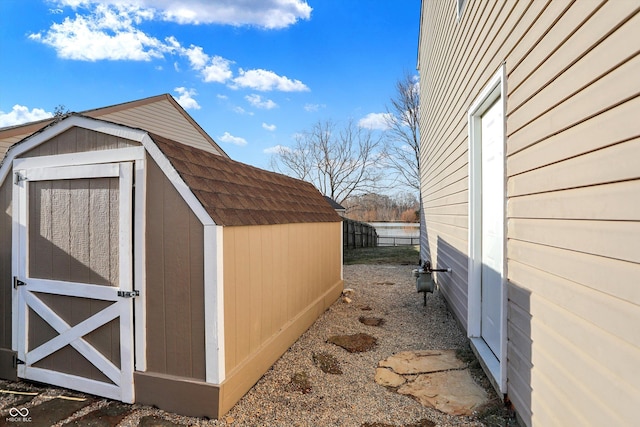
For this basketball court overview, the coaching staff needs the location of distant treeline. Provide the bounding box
[342,192,419,222]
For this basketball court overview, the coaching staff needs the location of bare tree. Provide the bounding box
[270,119,382,204]
[53,104,70,118]
[384,71,420,191]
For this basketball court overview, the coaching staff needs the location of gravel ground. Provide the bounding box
[177,264,505,427]
[2,264,510,427]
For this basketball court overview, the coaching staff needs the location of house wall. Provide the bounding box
[0,96,225,158]
[145,155,206,380]
[220,221,343,414]
[419,1,640,426]
[94,97,223,156]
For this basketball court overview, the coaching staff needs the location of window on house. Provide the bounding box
[457,0,467,19]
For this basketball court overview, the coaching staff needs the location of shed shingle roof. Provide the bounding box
[150,133,342,226]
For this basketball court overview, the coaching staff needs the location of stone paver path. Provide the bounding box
[375,350,490,416]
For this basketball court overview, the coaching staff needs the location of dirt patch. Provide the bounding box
[328,333,377,352]
[312,352,343,374]
[359,316,385,327]
[288,371,312,394]
[373,281,395,286]
[360,305,373,311]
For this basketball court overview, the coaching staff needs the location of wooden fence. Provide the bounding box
[343,218,378,249]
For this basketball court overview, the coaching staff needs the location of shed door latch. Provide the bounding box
[117,290,139,298]
[13,277,26,289]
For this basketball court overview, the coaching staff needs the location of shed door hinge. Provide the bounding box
[13,277,26,289]
[14,172,27,184]
[117,290,139,298]
[13,355,25,367]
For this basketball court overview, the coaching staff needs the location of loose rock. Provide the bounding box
[359,316,385,327]
[327,333,377,352]
[312,352,343,374]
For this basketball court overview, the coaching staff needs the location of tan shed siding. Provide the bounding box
[222,222,342,374]
[0,177,12,349]
[420,1,640,426]
[145,155,206,380]
[95,99,222,155]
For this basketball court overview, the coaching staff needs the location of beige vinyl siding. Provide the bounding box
[505,2,640,424]
[221,221,342,414]
[94,98,223,155]
[0,95,226,159]
[420,1,640,426]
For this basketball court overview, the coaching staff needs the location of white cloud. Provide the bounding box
[173,87,200,110]
[232,68,309,92]
[0,105,53,127]
[304,103,324,112]
[148,0,311,28]
[218,131,247,146]
[54,0,311,29]
[358,112,392,130]
[262,122,276,131]
[31,1,308,91]
[246,94,277,109]
[217,94,228,100]
[29,4,168,61]
[263,144,290,154]
[201,56,234,83]
[232,106,253,115]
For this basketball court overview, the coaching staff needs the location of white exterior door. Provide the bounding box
[12,161,135,403]
[468,66,506,392]
[480,99,504,357]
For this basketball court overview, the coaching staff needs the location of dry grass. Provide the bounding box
[343,245,420,265]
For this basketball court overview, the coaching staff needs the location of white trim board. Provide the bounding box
[467,64,508,393]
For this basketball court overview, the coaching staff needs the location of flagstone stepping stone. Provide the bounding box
[359,316,385,327]
[374,367,406,388]
[139,416,187,426]
[328,333,377,352]
[379,350,465,375]
[312,352,342,374]
[13,396,93,427]
[397,369,489,416]
[63,401,133,426]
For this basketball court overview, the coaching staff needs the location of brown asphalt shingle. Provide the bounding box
[150,133,342,227]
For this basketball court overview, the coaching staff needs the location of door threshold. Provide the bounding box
[469,337,504,395]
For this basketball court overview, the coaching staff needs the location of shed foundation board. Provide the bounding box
[134,372,220,419]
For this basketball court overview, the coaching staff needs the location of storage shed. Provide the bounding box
[0,113,344,418]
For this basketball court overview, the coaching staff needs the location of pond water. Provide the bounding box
[368,222,419,246]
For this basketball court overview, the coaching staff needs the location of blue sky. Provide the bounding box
[0,0,420,170]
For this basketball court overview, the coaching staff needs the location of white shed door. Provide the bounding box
[13,161,135,403]
[480,99,504,357]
